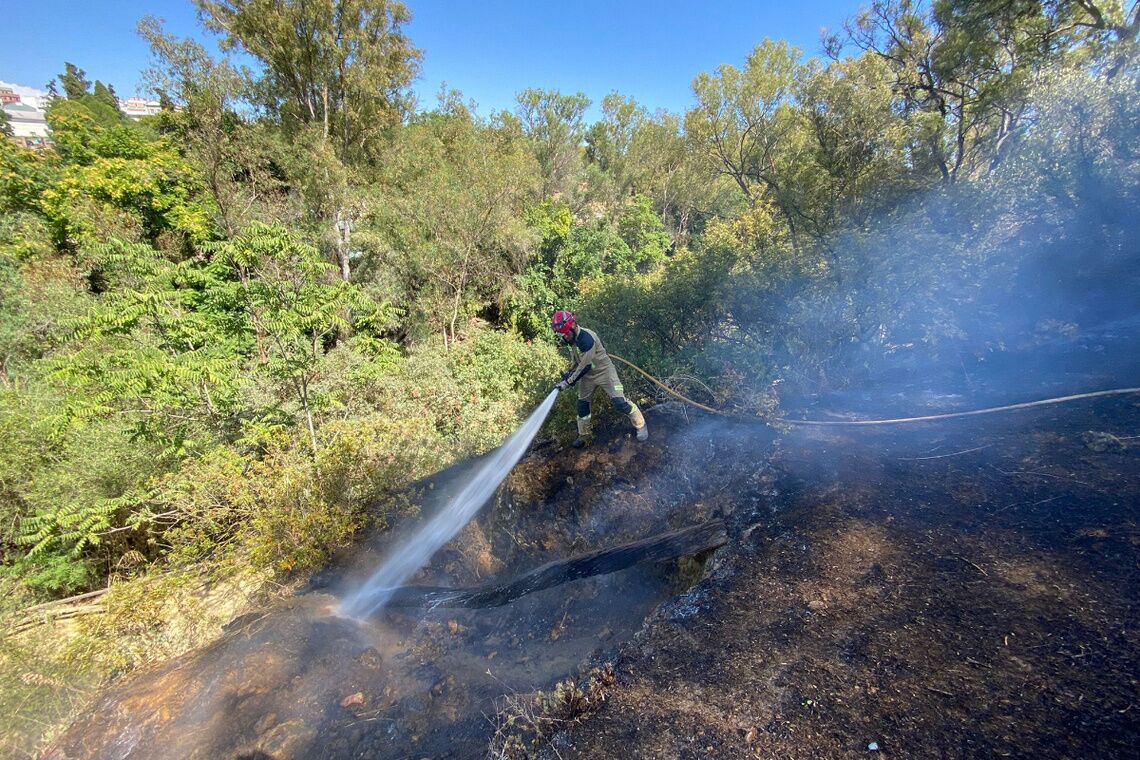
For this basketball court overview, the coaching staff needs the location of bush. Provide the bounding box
[617,194,671,270]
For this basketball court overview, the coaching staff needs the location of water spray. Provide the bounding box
[337,389,561,619]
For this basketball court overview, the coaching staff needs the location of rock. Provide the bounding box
[1083,431,1125,452]
[259,718,316,757]
[340,692,365,708]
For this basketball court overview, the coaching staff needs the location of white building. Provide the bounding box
[119,97,162,119]
[0,82,45,110]
[2,102,51,147]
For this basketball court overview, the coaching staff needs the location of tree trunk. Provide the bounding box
[322,84,330,141]
[335,209,351,281]
[301,381,318,455]
[385,520,728,609]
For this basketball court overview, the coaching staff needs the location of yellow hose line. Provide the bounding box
[779,387,1140,426]
[609,354,724,415]
[609,353,1140,427]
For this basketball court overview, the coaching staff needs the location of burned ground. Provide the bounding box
[547,399,1139,759]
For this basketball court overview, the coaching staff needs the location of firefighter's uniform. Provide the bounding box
[562,326,647,445]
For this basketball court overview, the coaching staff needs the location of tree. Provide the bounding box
[92,81,120,114]
[0,108,11,138]
[585,92,648,202]
[626,111,734,241]
[833,0,1072,181]
[195,0,422,161]
[140,16,281,237]
[206,223,391,453]
[685,39,807,245]
[58,63,91,100]
[793,53,912,240]
[515,88,591,201]
[370,105,540,345]
[1067,0,1140,74]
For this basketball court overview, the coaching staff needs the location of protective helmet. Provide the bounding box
[551,310,577,338]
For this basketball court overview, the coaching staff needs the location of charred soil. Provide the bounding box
[547,399,1140,759]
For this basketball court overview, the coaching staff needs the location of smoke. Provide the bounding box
[764,62,1140,411]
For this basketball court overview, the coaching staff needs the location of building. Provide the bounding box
[0,86,20,105]
[2,102,51,148]
[119,96,162,119]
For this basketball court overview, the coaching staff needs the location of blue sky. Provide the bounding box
[2,0,860,117]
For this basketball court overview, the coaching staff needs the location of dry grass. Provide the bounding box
[487,664,616,759]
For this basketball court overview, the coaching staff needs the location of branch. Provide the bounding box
[385,521,727,609]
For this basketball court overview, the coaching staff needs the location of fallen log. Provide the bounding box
[384,520,727,610]
[20,587,110,615]
[9,604,107,635]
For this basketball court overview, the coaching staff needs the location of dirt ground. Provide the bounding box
[546,400,1140,759]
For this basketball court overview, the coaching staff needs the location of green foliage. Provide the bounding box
[41,109,215,247]
[45,240,244,452]
[504,265,560,341]
[450,328,563,404]
[141,327,556,572]
[515,88,591,199]
[57,62,92,101]
[502,201,574,339]
[2,553,93,597]
[45,152,213,247]
[0,224,88,374]
[207,223,397,451]
[44,100,104,164]
[196,0,422,161]
[552,224,634,298]
[0,139,60,214]
[13,412,168,571]
[577,245,734,381]
[617,194,672,269]
[585,93,647,198]
[525,200,573,262]
[362,105,539,342]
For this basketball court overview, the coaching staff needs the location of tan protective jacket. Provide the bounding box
[566,326,622,399]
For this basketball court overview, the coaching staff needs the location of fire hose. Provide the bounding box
[608,353,1140,427]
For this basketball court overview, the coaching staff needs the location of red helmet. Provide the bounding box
[551,310,577,338]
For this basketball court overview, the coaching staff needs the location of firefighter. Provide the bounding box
[551,310,648,447]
